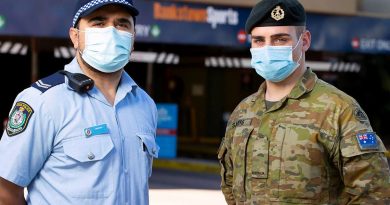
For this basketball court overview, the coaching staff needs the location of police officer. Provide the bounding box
[218,0,390,204]
[0,0,159,204]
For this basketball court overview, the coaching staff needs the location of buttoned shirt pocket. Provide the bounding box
[62,134,114,198]
[137,133,159,177]
[270,124,325,203]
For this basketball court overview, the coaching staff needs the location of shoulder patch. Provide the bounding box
[356,132,378,151]
[31,72,65,93]
[353,104,369,124]
[6,101,34,137]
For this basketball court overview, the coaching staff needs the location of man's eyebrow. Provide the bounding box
[116,18,132,25]
[88,16,107,23]
[251,35,265,40]
[270,33,291,38]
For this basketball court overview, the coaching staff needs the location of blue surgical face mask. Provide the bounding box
[250,35,303,82]
[79,26,133,73]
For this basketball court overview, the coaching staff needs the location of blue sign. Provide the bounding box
[157,103,178,129]
[0,0,390,54]
[308,14,390,54]
[156,103,178,158]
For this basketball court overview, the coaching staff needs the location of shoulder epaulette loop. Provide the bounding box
[31,72,65,93]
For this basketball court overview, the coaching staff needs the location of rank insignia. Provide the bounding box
[6,101,34,137]
[271,6,285,21]
[356,132,378,150]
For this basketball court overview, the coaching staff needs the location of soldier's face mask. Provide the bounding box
[78,26,133,73]
[250,34,303,82]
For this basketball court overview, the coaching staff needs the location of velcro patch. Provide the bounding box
[6,101,34,137]
[356,132,378,151]
[231,119,252,128]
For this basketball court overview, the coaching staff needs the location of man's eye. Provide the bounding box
[274,38,288,45]
[92,22,104,27]
[117,23,129,28]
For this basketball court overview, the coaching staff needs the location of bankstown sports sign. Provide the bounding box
[0,0,390,54]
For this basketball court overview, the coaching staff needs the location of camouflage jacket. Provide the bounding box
[218,68,390,205]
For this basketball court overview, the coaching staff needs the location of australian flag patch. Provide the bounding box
[356,132,378,150]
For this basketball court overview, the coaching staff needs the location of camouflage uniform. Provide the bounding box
[218,68,390,204]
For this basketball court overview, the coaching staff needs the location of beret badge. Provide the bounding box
[271,6,285,21]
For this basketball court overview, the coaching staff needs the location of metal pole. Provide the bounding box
[31,37,38,83]
[146,62,154,95]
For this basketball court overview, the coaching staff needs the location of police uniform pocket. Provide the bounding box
[62,135,114,198]
[137,133,159,177]
[63,136,114,162]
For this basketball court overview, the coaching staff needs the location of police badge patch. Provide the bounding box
[6,101,34,137]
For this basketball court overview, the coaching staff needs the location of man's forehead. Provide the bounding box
[251,26,295,36]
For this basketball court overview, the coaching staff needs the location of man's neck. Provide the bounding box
[265,66,306,101]
[76,55,122,106]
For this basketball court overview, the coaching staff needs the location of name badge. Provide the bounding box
[84,124,109,137]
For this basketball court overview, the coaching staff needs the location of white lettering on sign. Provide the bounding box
[377,39,390,51]
[135,24,151,37]
[360,38,376,50]
[207,6,239,29]
[359,38,390,52]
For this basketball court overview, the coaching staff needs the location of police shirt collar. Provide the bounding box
[119,71,138,94]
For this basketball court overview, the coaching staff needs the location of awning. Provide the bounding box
[53,47,180,65]
[0,41,28,55]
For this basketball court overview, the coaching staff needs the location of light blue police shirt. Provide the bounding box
[0,58,159,205]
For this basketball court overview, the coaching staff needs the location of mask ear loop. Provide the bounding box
[293,34,303,63]
[293,34,303,50]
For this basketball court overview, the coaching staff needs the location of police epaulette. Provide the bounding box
[31,72,65,93]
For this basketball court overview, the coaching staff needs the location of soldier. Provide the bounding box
[218,0,390,204]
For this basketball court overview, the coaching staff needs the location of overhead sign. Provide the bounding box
[307,14,390,54]
[0,0,390,54]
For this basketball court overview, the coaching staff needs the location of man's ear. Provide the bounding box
[69,28,79,49]
[302,30,311,52]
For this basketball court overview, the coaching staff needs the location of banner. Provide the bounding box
[0,0,389,53]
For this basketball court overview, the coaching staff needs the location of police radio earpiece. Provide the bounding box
[58,70,94,94]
